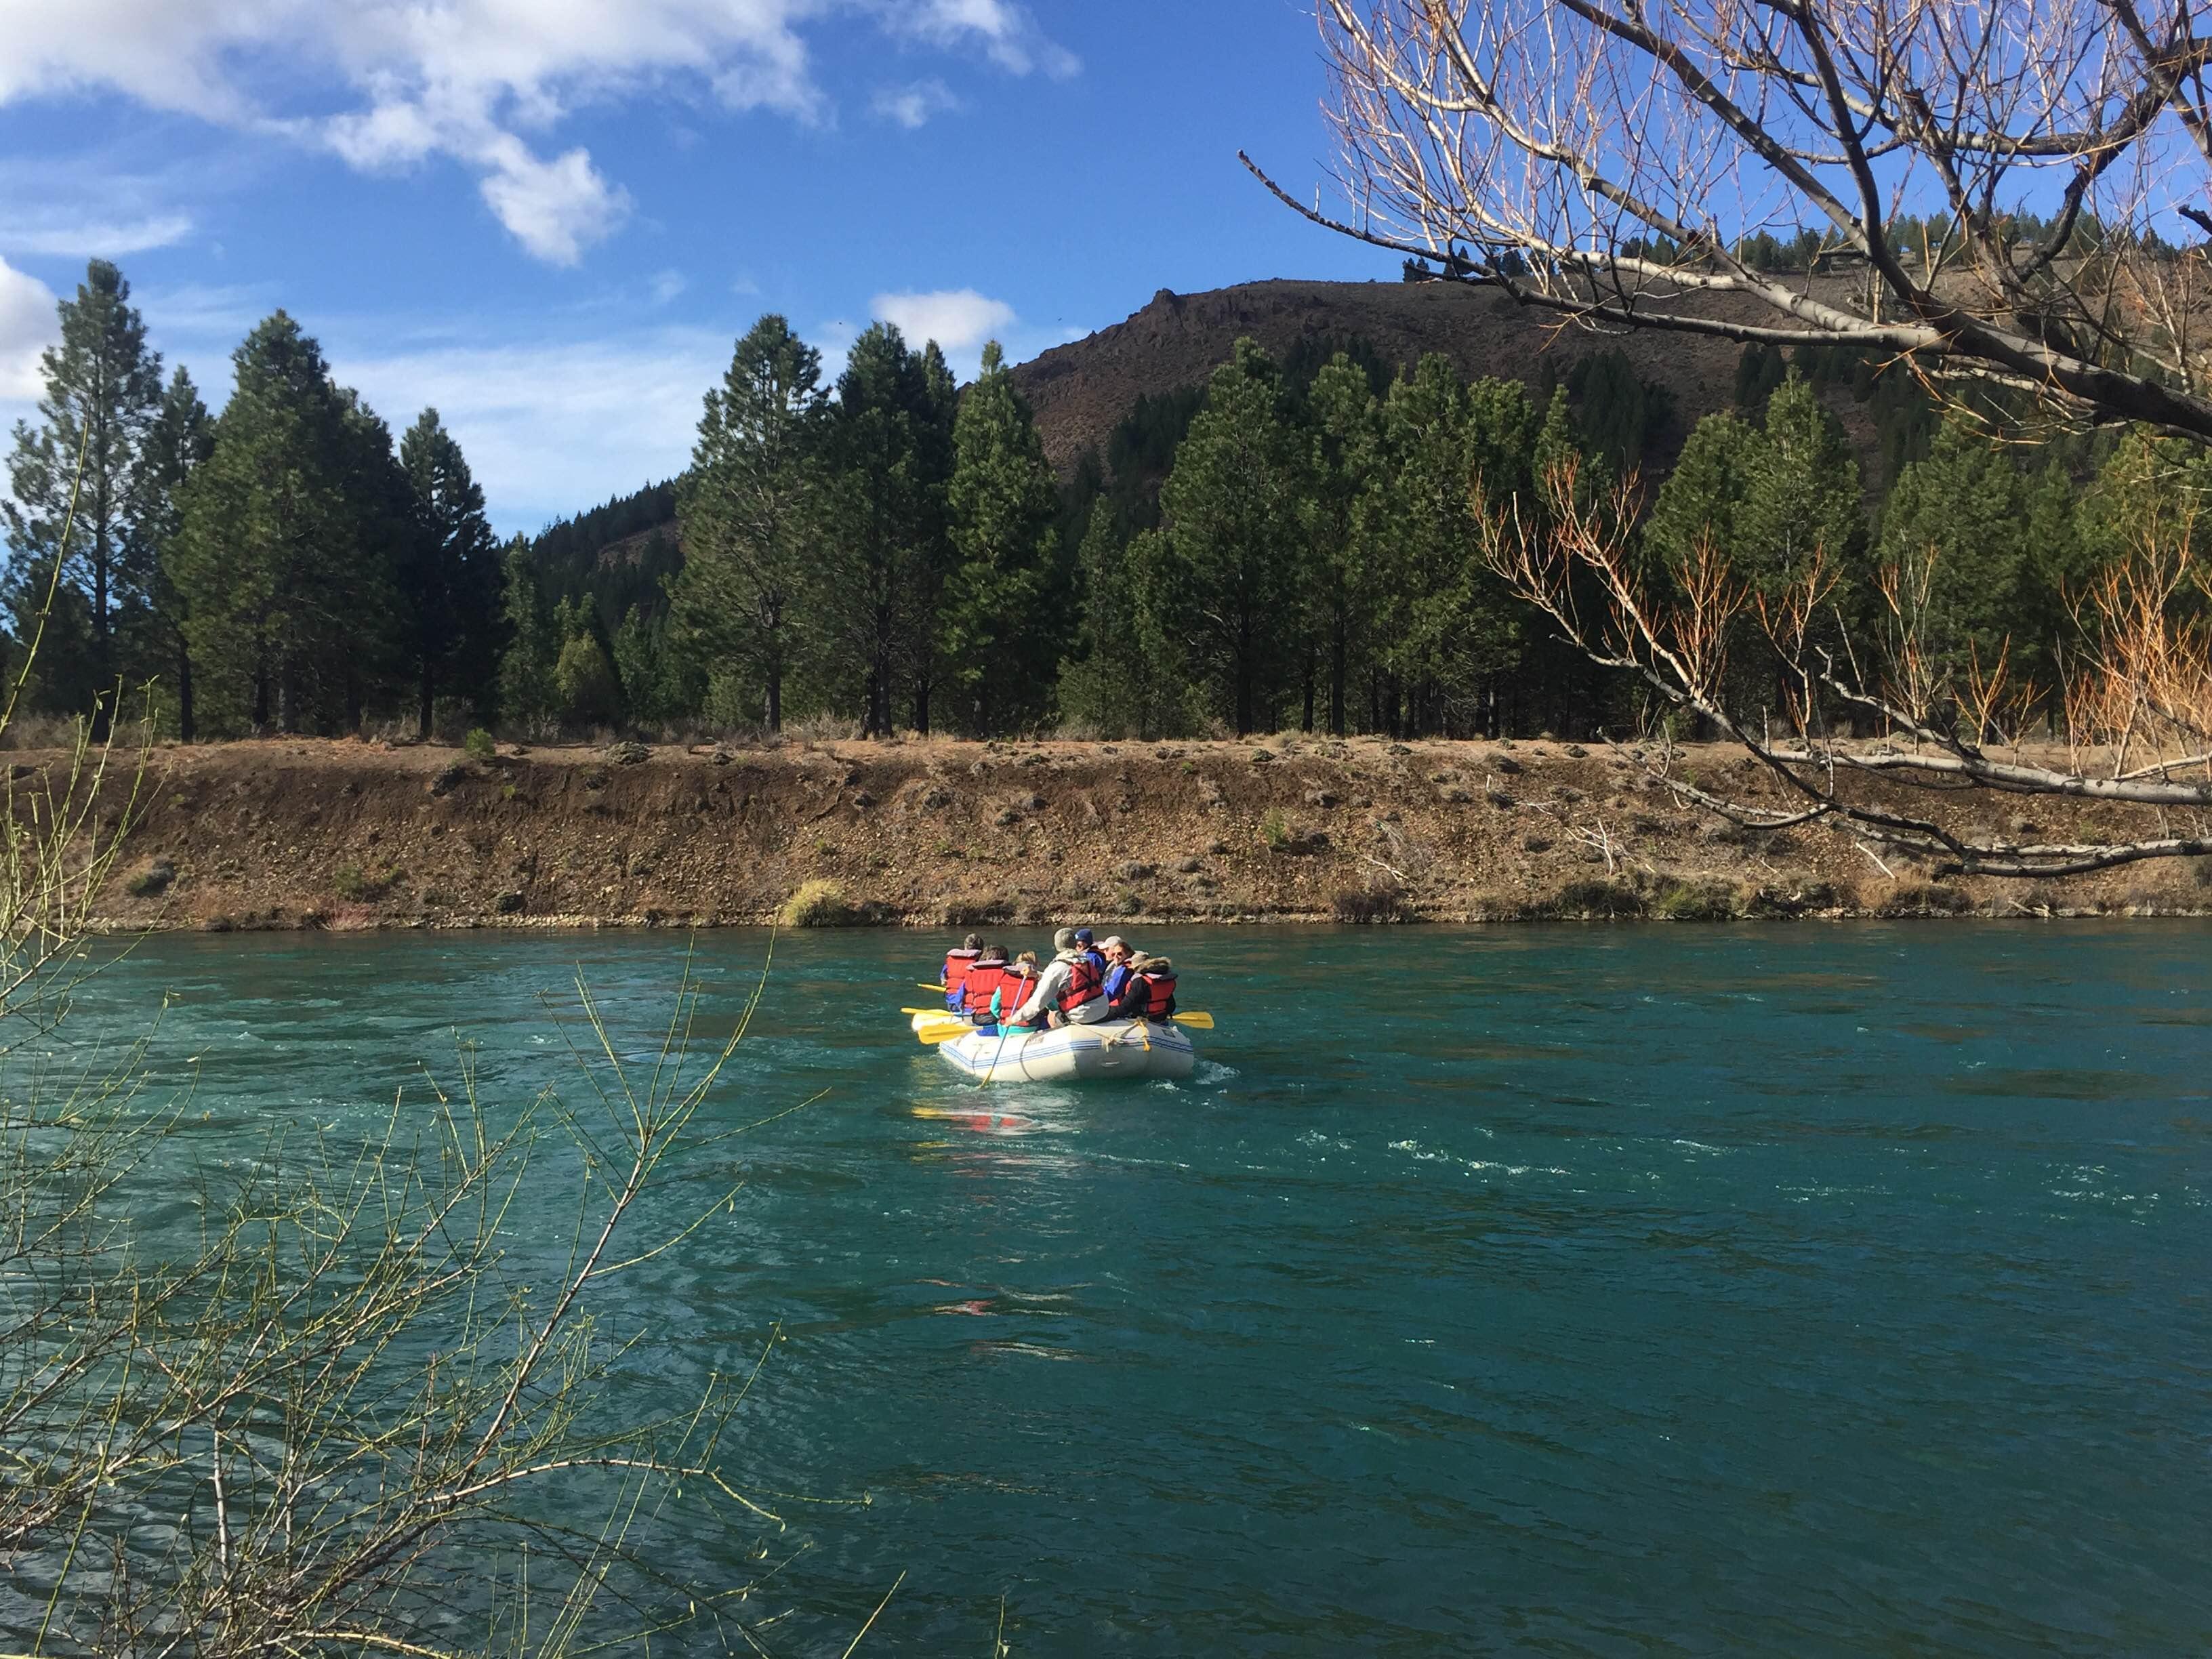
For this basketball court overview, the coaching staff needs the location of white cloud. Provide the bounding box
[476,140,630,265]
[895,0,1078,77]
[0,1,1078,264]
[871,78,960,129]
[5,212,195,258]
[650,268,688,304]
[0,255,58,403]
[871,287,1015,356]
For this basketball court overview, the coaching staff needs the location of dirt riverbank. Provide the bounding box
[55,733,2212,932]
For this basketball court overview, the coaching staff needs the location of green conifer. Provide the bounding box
[939,341,1063,736]
[670,314,826,733]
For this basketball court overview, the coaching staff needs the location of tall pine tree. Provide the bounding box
[670,315,827,732]
[939,340,1065,736]
[397,408,501,736]
[137,367,214,740]
[169,312,397,733]
[817,323,954,737]
[1304,353,1382,736]
[1147,340,1308,735]
[1,259,164,729]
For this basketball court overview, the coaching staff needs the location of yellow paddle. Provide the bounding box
[1170,1011,1214,1029]
[918,982,948,992]
[918,1021,1038,1045]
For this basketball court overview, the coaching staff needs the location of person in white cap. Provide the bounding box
[1099,936,1137,1004]
[1011,927,1109,1027]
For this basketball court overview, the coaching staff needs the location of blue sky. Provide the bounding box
[0,1,1389,534]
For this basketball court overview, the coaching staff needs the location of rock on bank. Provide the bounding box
[59,735,2212,931]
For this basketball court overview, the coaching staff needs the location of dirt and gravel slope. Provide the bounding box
[56,735,2211,933]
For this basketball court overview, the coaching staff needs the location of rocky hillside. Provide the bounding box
[72,736,2209,933]
[1010,276,1776,474]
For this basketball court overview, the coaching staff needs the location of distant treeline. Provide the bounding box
[7,260,2204,744]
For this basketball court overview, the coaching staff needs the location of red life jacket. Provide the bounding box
[1138,970,1178,1021]
[962,960,1006,1015]
[943,947,980,994]
[998,968,1040,1021]
[1057,954,1104,1015]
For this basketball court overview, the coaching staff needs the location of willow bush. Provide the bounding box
[1,449,849,1655]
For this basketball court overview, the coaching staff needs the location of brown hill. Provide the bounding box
[1012,276,1771,474]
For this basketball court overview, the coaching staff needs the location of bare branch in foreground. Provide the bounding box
[1476,458,2212,878]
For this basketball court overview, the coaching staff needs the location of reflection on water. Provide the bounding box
[41,921,2212,1656]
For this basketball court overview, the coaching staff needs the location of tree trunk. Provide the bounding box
[252,632,272,731]
[764,595,783,733]
[177,640,195,745]
[417,661,435,741]
[1329,610,1347,737]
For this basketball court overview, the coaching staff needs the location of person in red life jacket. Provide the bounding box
[1130,954,1178,1022]
[961,945,1008,1023]
[1012,928,1109,1029]
[991,951,1044,1030]
[1073,926,1107,981]
[943,933,983,1012]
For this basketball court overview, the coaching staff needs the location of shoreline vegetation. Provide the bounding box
[70,734,2212,933]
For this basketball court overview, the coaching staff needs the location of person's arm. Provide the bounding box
[1013,962,1063,1025]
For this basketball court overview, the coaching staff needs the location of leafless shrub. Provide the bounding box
[1262,1,2212,445]
[1477,457,2212,878]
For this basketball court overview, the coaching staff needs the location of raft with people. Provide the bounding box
[907,926,1208,1083]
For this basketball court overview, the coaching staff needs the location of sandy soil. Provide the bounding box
[50,732,2211,933]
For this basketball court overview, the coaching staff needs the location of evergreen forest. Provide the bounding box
[6,258,2199,745]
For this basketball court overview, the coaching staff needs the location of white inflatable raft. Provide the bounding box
[930,1018,1196,1083]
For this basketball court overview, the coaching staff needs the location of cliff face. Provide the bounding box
[71,737,2209,932]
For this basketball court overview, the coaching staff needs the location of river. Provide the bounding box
[47,923,2212,1654]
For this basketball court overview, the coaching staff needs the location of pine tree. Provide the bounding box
[1,259,165,729]
[939,340,1064,736]
[1361,358,1527,735]
[169,312,395,734]
[552,598,623,729]
[137,367,214,740]
[398,408,501,737]
[670,314,826,733]
[815,323,955,736]
[1739,373,1866,598]
[1877,415,2034,685]
[1057,502,1187,737]
[495,537,558,731]
[1147,339,1308,735]
[1644,411,1759,578]
[907,341,960,732]
[1304,354,1382,735]
[612,603,692,729]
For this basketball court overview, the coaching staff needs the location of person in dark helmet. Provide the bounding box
[1073,926,1107,981]
[943,933,983,1012]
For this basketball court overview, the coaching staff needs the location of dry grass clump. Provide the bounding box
[779,877,853,926]
[1333,885,1409,924]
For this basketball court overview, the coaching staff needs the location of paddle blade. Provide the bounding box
[901,1006,952,1016]
[916,1023,970,1045]
[917,982,948,992]
[1171,1010,1214,1029]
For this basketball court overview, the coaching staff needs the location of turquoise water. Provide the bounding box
[54,924,2212,1654]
